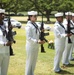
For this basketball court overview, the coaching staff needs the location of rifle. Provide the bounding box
[6,13,16,43]
[6,12,16,55]
[39,14,49,53]
[67,14,72,43]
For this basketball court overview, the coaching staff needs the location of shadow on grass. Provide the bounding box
[63,63,74,67]
[36,70,74,75]
[36,73,49,75]
[19,21,55,24]
[19,21,27,24]
[55,70,74,75]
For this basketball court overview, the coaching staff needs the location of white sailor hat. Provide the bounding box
[65,12,72,15]
[0,9,5,14]
[28,11,37,15]
[72,13,74,16]
[55,12,63,17]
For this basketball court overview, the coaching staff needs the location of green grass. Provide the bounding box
[11,16,56,23]
[8,17,74,75]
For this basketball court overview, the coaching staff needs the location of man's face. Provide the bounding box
[66,15,72,20]
[30,15,37,22]
[0,13,5,20]
[72,16,74,22]
[57,16,63,22]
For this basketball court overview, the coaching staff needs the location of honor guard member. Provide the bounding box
[0,8,12,75]
[63,12,72,26]
[25,11,45,75]
[62,12,73,66]
[53,12,71,73]
[3,16,14,56]
[69,13,74,60]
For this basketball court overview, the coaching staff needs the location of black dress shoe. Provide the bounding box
[70,58,74,61]
[10,54,15,56]
[41,51,46,53]
[55,69,62,73]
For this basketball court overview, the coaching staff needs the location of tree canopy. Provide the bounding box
[0,0,74,22]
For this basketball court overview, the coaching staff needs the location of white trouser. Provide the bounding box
[53,39,65,72]
[69,44,74,60]
[53,47,64,72]
[0,53,10,75]
[69,38,74,60]
[62,38,72,65]
[25,45,39,75]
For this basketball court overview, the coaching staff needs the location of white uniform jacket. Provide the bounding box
[54,21,67,48]
[25,21,40,50]
[63,19,73,42]
[0,22,9,53]
[70,20,74,35]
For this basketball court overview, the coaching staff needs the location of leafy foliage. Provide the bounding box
[1,0,74,21]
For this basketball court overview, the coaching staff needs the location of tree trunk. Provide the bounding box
[14,11,17,15]
[46,10,51,23]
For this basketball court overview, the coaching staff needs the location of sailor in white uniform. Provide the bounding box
[62,12,73,65]
[53,12,71,72]
[69,13,74,60]
[25,11,45,75]
[0,8,12,75]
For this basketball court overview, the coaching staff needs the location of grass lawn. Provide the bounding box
[8,16,74,75]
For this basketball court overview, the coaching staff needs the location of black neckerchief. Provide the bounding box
[31,22,40,34]
[59,22,74,34]
[70,21,74,26]
[58,22,68,34]
[59,22,65,30]
[0,22,7,36]
[70,21,74,30]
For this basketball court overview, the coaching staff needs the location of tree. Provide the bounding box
[29,0,56,23]
[54,0,74,12]
[29,0,74,22]
[0,0,20,14]
[18,0,34,11]
[1,0,74,22]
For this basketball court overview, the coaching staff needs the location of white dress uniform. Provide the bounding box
[53,21,66,72]
[62,18,72,65]
[69,19,74,60]
[53,12,67,72]
[0,23,10,75]
[25,11,40,75]
[0,9,10,75]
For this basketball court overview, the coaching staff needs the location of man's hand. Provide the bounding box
[6,41,13,46]
[41,29,45,32]
[67,33,72,37]
[8,25,13,30]
[38,40,45,44]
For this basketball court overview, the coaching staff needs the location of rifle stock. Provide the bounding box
[67,18,72,43]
